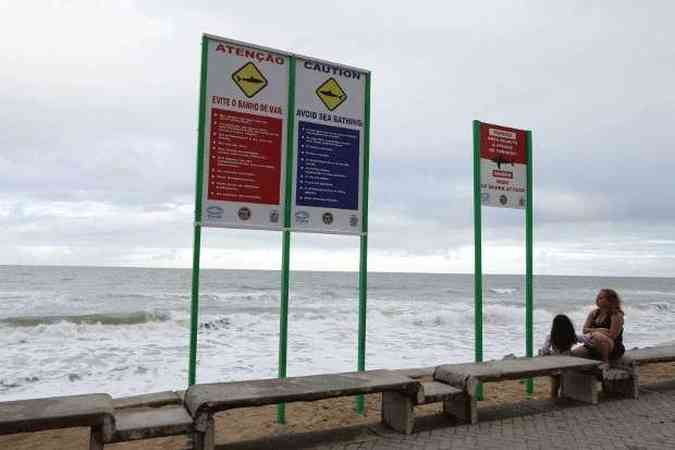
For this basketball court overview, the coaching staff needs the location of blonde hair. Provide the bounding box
[596,288,624,315]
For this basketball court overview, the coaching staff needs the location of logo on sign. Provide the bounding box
[322,212,334,225]
[481,193,490,204]
[269,210,280,223]
[519,196,526,208]
[350,215,359,227]
[499,195,508,206]
[238,207,252,221]
[295,211,309,224]
[316,77,347,111]
[232,62,268,98]
[206,205,224,219]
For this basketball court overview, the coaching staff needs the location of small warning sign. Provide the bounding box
[316,77,347,111]
[231,62,268,98]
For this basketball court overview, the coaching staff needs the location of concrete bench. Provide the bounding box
[605,344,675,399]
[434,356,602,424]
[0,393,115,449]
[108,405,194,444]
[184,369,424,449]
[112,390,183,410]
[381,380,464,434]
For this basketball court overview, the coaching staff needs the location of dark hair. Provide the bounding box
[550,314,577,353]
[596,288,624,315]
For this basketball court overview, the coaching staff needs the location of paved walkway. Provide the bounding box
[226,380,675,450]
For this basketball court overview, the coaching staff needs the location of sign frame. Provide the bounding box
[189,33,372,422]
[472,120,534,397]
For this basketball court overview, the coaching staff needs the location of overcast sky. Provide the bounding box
[1,1,675,276]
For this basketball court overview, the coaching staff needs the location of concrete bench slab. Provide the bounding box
[434,356,601,385]
[0,393,114,450]
[185,369,422,417]
[113,391,183,410]
[110,405,194,442]
[433,356,603,424]
[417,381,463,405]
[394,367,435,380]
[622,344,675,365]
[185,369,423,448]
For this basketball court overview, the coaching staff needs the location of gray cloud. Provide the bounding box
[1,1,675,275]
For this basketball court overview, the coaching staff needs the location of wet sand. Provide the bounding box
[1,362,673,450]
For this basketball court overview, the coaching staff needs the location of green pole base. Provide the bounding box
[526,377,534,396]
[355,394,365,415]
[276,403,286,424]
[475,382,484,401]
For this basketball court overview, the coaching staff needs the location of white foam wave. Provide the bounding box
[0,311,172,327]
[489,288,518,295]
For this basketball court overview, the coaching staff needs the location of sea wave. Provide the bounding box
[0,311,172,327]
[628,302,671,313]
[489,288,518,295]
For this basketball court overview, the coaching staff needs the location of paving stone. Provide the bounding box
[301,381,675,450]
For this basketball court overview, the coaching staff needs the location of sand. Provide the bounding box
[1,362,674,450]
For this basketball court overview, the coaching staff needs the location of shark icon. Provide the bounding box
[319,89,344,99]
[236,76,265,84]
[490,155,515,169]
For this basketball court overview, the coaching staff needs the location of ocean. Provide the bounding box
[1,265,673,401]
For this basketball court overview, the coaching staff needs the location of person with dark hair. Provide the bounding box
[539,314,590,397]
[573,288,625,362]
[539,314,588,356]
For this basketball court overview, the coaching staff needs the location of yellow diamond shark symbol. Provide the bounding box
[316,77,347,111]
[232,62,268,98]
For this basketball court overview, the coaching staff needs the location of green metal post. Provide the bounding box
[472,120,484,400]
[188,226,202,386]
[355,72,371,415]
[277,56,296,424]
[525,130,534,395]
[188,35,210,387]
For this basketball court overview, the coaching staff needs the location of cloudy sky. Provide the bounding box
[1,1,674,276]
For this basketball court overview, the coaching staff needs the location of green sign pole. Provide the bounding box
[472,120,484,400]
[525,130,534,394]
[355,72,372,415]
[276,56,296,424]
[188,35,210,387]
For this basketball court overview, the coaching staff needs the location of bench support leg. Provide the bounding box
[192,416,215,450]
[550,375,561,398]
[604,366,639,399]
[89,426,104,450]
[560,370,598,404]
[443,394,477,425]
[381,392,415,434]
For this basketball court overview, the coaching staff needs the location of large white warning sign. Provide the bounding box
[480,122,528,209]
[200,37,289,229]
[291,58,368,234]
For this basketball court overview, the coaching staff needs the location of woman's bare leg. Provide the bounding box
[589,332,614,362]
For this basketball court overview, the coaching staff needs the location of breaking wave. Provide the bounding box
[0,311,172,327]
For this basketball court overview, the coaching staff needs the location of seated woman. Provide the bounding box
[539,314,589,396]
[539,314,589,356]
[574,288,625,362]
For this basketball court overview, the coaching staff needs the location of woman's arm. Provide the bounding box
[608,313,624,340]
[582,310,597,334]
[539,335,552,355]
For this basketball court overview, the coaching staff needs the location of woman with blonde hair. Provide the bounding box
[574,288,625,362]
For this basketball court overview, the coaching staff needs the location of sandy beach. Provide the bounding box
[1,362,673,450]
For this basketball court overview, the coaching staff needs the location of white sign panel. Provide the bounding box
[291,58,367,234]
[200,37,289,229]
[479,123,528,209]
